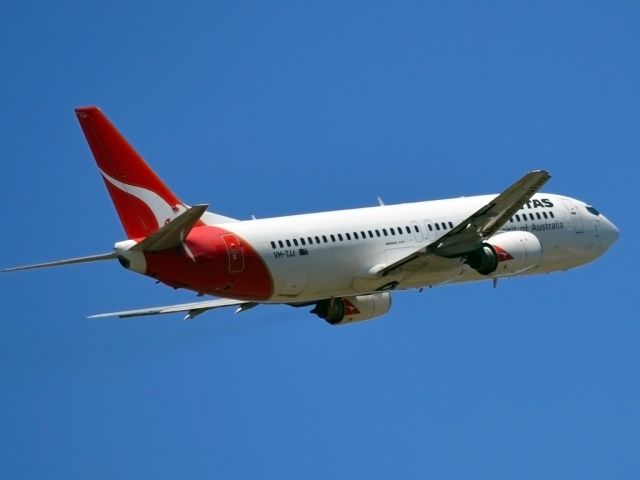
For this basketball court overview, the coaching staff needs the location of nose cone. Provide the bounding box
[600,216,620,251]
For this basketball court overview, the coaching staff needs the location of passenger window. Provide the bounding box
[448,221,454,228]
[428,224,433,231]
[542,212,548,219]
[270,241,276,249]
[346,233,351,240]
[354,232,359,240]
[375,230,381,237]
[330,234,336,242]
[382,229,388,236]
[390,228,396,235]
[441,222,447,230]
[315,236,321,244]
[278,240,284,248]
[293,239,299,246]
[368,230,374,238]
[549,211,555,219]
[286,240,291,247]
[322,235,328,243]
[300,238,306,246]
[361,231,366,238]
[516,214,521,221]
[536,212,541,220]
[413,225,419,233]
[405,226,411,234]
[337,234,343,241]
[308,237,314,245]
[529,213,535,221]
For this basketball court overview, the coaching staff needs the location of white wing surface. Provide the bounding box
[88,298,256,320]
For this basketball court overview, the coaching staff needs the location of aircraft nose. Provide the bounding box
[601,216,620,249]
[609,220,620,243]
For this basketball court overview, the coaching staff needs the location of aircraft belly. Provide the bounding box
[529,227,595,271]
[399,258,468,288]
[266,247,361,300]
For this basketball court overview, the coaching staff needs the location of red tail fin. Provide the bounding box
[75,107,187,239]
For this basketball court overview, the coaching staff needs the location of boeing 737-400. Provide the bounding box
[2,107,620,324]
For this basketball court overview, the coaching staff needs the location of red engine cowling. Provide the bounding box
[311,292,392,325]
[466,231,543,276]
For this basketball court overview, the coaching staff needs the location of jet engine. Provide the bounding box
[311,292,392,325]
[465,231,543,276]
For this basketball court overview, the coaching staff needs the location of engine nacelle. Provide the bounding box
[466,231,543,276]
[311,292,392,325]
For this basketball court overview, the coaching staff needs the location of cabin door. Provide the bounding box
[221,234,245,273]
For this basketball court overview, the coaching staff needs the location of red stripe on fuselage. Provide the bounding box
[142,226,273,301]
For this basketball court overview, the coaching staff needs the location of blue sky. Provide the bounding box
[0,1,638,478]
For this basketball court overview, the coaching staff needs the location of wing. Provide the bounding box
[381,170,550,276]
[88,298,257,320]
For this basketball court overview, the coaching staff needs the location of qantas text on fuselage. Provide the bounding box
[2,107,619,324]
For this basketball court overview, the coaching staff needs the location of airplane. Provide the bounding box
[2,107,619,324]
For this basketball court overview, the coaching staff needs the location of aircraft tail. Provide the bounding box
[75,106,190,239]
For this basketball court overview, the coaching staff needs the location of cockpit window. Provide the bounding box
[585,206,600,216]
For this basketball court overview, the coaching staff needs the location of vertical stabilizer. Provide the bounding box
[75,106,189,238]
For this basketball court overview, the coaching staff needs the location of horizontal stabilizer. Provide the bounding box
[88,297,254,320]
[2,252,117,272]
[132,204,208,252]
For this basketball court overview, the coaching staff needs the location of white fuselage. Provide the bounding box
[216,192,618,303]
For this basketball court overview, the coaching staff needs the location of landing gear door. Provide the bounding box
[221,234,245,273]
[561,199,584,233]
